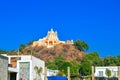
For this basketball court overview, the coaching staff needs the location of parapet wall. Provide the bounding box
[0,55,8,80]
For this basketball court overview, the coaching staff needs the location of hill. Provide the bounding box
[8,43,85,62]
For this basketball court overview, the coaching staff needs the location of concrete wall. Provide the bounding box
[32,56,45,80]
[0,55,8,80]
[21,55,32,60]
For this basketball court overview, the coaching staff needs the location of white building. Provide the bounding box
[32,29,73,48]
[2,54,45,80]
[94,66,119,78]
[47,69,59,76]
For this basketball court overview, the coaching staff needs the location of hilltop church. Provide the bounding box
[32,29,73,48]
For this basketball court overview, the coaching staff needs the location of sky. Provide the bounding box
[0,0,120,57]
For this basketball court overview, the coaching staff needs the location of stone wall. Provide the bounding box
[0,55,8,80]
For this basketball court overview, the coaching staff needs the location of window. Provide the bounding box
[113,71,118,77]
[99,71,103,77]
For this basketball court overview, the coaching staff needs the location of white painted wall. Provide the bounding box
[2,55,45,80]
[21,55,32,60]
[94,66,118,77]
[47,69,59,76]
[32,56,45,80]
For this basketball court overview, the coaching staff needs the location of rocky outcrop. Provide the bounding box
[8,43,85,62]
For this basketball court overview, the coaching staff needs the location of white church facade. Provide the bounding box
[32,29,73,48]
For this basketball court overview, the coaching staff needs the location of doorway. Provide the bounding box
[10,72,17,80]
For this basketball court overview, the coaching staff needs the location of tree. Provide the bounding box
[60,62,72,75]
[45,55,65,70]
[46,56,80,76]
[27,50,34,55]
[19,44,26,54]
[74,40,89,51]
[46,61,57,70]
[103,56,118,66]
[54,55,65,70]
[82,52,100,66]
[105,68,111,80]
[0,50,8,54]
[79,62,91,76]
[34,66,43,80]
[116,55,120,66]
[70,60,80,75]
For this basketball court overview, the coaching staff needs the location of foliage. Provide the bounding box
[27,50,34,55]
[82,52,100,66]
[80,52,120,66]
[19,44,26,53]
[57,70,65,76]
[0,50,8,54]
[54,55,65,69]
[46,61,58,70]
[74,40,89,51]
[46,55,80,75]
[70,61,81,75]
[59,62,72,74]
[79,62,91,76]
[46,55,65,70]
[99,55,120,66]
[79,52,102,77]
[81,52,105,67]
[105,68,111,78]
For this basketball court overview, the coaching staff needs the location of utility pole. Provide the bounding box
[92,66,95,80]
[68,67,71,80]
[44,67,47,80]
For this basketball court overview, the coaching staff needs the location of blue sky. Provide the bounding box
[0,0,120,57]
